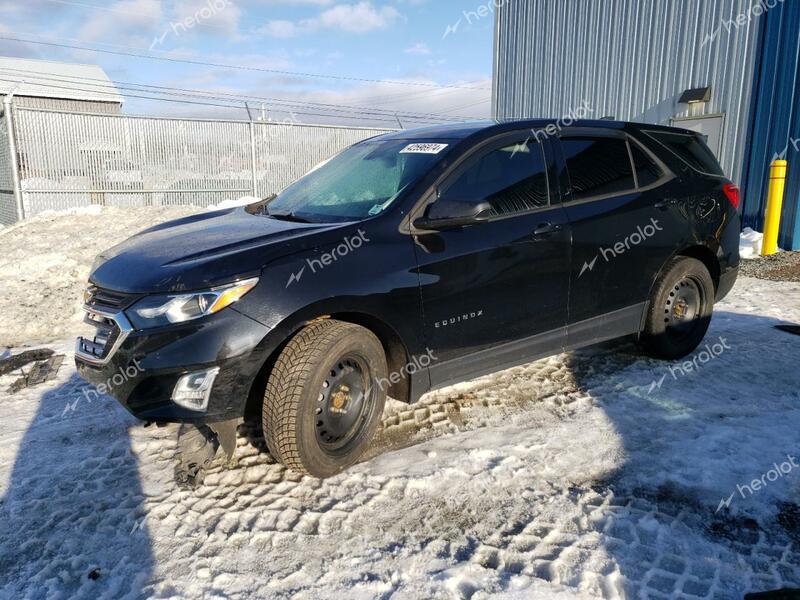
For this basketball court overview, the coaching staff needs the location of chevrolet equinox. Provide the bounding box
[76,120,740,483]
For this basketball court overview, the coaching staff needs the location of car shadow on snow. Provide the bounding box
[562,310,800,596]
[0,373,155,599]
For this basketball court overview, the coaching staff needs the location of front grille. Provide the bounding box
[76,290,134,365]
[77,311,121,362]
[85,285,139,311]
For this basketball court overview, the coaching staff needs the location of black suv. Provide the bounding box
[76,120,740,480]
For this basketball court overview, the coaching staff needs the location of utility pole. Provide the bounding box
[3,82,25,222]
[244,102,257,197]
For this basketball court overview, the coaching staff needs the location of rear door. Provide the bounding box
[411,132,571,387]
[555,129,680,346]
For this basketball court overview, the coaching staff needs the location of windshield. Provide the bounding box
[267,139,451,222]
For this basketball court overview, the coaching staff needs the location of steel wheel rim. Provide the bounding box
[663,276,704,341]
[315,353,373,454]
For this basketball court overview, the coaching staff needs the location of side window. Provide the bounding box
[631,144,663,188]
[643,131,723,175]
[561,137,636,201]
[440,139,549,216]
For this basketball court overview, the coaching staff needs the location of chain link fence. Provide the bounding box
[0,105,393,222]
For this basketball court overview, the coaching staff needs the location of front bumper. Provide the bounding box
[75,306,271,423]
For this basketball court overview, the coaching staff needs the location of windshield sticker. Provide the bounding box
[400,143,449,155]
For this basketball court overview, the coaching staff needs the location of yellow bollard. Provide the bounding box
[762,159,788,256]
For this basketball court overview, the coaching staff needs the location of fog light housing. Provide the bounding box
[171,367,220,412]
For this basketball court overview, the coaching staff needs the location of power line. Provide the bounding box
[0,66,486,122]
[352,81,488,106]
[0,72,479,128]
[0,73,471,126]
[0,34,491,91]
[433,97,493,113]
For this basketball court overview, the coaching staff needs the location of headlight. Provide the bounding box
[126,277,259,329]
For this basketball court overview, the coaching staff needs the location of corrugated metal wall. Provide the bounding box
[741,0,800,250]
[493,0,763,184]
[8,96,123,114]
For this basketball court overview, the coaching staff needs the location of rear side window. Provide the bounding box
[561,137,636,200]
[630,144,663,187]
[441,139,549,216]
[644,131,723,175]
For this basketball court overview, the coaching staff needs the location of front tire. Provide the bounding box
[263,319,388,478]
[639,257,715,360]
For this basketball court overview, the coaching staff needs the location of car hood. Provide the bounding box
[90,207,341,293]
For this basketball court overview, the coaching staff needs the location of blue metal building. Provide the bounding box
[493,0,800,250]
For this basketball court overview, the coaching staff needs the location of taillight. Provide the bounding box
[722,183,741,209]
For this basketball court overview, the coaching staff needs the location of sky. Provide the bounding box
[0,0,495,127]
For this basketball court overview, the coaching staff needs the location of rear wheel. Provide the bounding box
[263,319,388,478]
[639,257,715,360]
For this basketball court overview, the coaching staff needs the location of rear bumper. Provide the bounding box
[716,266,739,302]
[76,307,271,423]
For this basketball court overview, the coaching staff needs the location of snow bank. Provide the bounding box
[0,205,200,348]
[207,196,262,211]
[740,227,764,259]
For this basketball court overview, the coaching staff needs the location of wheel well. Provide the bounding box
[244,313,412,420]
[678,245,720,290]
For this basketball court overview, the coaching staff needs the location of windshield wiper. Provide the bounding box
[268,212,314,224]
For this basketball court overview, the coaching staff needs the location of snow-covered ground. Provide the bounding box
[1,274,799,599]
[0,205,200,348]
[1,208,799,598]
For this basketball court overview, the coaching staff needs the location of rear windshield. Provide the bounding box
[643,130,724,176]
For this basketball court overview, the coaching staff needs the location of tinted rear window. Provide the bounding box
[561,137,636,200]
[644,131,723,175]
[630,144,663,187]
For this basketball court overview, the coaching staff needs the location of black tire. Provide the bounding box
[639,257,715,360]
[263,319,388,478]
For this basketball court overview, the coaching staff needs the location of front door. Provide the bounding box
[411,133,571,388]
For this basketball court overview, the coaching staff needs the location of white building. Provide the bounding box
[0,56,123,114]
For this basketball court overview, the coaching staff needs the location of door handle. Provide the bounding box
[532,222,563,236]
[655,198,679,210]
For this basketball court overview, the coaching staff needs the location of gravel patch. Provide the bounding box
[739,251,800,282]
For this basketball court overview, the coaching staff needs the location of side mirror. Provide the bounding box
[413,199,493,231]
